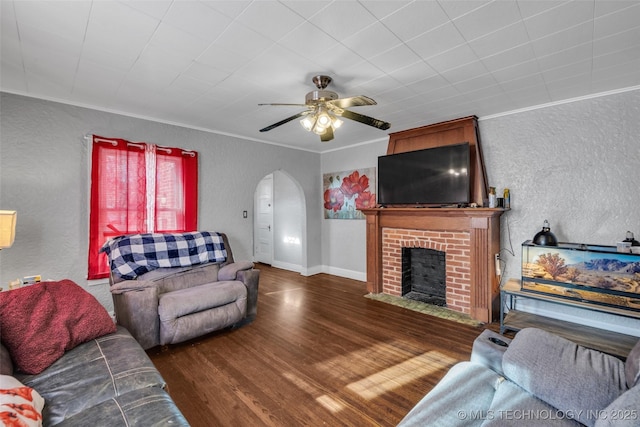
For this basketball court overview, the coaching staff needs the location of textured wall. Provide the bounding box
[478,89,640,334]
[0,93,321,310]
[320,88,640,334]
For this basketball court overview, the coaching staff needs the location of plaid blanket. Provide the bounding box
[100,232,227,280]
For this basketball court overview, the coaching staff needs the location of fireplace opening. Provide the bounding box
[402,247,446,306]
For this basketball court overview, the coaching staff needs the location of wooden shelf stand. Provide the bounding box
[501,278,639,359]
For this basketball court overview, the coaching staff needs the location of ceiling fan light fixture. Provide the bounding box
[312,125,327,135]
[261,75,390,142]
[300,115,315,131]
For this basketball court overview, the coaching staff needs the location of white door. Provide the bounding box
[254,174,273,264]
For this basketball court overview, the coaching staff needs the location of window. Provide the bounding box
[88,136,198,279]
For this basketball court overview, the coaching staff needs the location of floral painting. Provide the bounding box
[323,168,376,219]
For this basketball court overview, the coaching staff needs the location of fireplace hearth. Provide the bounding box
[402,247,446,306]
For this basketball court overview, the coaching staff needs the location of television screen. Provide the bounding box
[377,142,470,206]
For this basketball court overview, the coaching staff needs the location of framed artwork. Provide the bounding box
[323,167,376,219]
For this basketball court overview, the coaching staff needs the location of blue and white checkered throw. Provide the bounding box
[100,231,227,280]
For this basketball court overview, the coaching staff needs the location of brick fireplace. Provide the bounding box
[384,228,471,314]
[360,207,504,323]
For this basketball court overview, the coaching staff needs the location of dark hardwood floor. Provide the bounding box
[148,264,491,426]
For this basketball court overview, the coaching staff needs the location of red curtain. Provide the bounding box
[88,136,198,280]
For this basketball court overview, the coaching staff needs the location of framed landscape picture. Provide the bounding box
[323,167,376,219]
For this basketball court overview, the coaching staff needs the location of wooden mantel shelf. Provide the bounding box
[361,207,506,323]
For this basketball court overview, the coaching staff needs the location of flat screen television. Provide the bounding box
[377,142,470,206]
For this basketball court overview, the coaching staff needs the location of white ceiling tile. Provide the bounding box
[504,84,551,107]
[83,2,159,69]
[592,72,640,93]
[278,22,339,62]
[236,1,305,41]
[183,62,230,86]
[452,73,499,95]
[516,0,568,19]
[200,1,252,19]
[594,26,640,57]
[405,74,453,96]
[490,59,540,84]
[13,1,91,42]
[427,44,479,73]
[407,22,466,60]
[437,0,491,19]
[310,2,378,41]
[546,73,592,100]
[22,45,77,91]
[73,58,123,91]
[213,23,275,59]
[537,44,592,72]
[237,45,320,87]
[195,45,251,74]
[280,0,331,19]
[135,43,194,75]
[594,1,639,18]
[592,59,640,86]
[443,61,492,86]
[18,23,83,58]
[389,61,438,85]
[315,44,368,74]
[23,69,75,99]
[380,1,450,41]
[125,61,181,89]
[531,22,593,57]
[481,44,537,73]
[79,45,138,74]
[1,1,18,36]
[342,22,402,61]
[498,73,546,92]
[163,1,232,42]
[524,1,594,40]
[150,23,211,60]
[594,45,640,70]
[542,59,592,83]
[594,3,640,39]
[453,0,522,41]
[469,22,531,58]
[0,60,27,93]
[123,1,173,20]
[369,45,422,73]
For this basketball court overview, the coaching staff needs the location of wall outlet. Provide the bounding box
[494,254,502,276]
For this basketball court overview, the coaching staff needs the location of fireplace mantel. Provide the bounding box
[361,207,505,323]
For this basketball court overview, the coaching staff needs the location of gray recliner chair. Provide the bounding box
[107,233,259,349]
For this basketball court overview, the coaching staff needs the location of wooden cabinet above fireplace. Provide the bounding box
[363,116,503,323]
[386,116,488,206]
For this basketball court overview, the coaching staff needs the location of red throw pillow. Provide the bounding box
[0,280,116,374]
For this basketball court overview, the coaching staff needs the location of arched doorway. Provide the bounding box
[253,170,306,272]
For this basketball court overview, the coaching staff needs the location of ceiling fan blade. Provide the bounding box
[320,127,334,142]
[331,108,390,131]
[258,103,308,107]
[328,95,377,109]
[259,110,311,132]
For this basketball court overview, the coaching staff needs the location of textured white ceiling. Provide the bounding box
[2,0,639,153]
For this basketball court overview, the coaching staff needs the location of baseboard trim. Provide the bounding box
[322,266,366,282]
[271,261,301,273]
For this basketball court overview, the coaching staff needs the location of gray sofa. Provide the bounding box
[109,232,259,350]
[399,328,640,427]
[3,326,188,427]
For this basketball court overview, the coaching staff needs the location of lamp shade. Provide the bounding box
[0,210,17,249]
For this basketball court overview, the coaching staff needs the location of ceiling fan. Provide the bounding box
[259,75,391,142]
